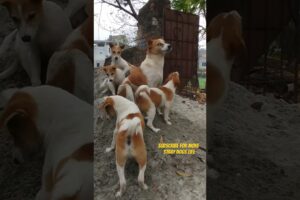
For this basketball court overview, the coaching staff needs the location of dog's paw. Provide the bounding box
[105,147,114,153]
[139,182,148,190]
[166,121,172,125]
[152,128,160,133]
[115,191,122,197]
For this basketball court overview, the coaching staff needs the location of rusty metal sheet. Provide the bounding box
[163,8,199,89]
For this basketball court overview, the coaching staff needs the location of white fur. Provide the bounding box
[140,54,165,87]
[111,56,131,74]
[47,49,93,104]
[207,35,234,121]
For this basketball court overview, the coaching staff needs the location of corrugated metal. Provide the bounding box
[163,8,199,90]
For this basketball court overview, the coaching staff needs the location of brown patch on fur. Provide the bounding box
[159,87,173,101]
[116,130,127,166]
[207,11,246,59]
[127,66,147,87]
[102,65,116,75]
[109,44,124,55]
[136,95,150,113]
[47,58,75,94]
[58,192,81,200]
[117,84,127,98]
[207,62,225,104]
[98,97,116,117]
[164,72,180,88]
[116,130,147,168]
[126,113,145,129]
[149,89,162,107]
[147,38,166,55]
[132,133,147,167]
[71,142,93,161]
[0,92,41,154]
[47,143,93,193]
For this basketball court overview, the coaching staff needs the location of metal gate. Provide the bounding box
[163,8,199,93]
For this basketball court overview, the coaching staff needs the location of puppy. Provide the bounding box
[109,43,133,74]
[135,72,180,132]
[117,38,171,101]
[99,95,148,197]
[99,65,126,95]
[207,10,246,123]
[0,85,93,199]
[46,3,93,104]
[0,0,72,85]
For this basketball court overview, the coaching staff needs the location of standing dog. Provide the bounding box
[207,10,246,123]
[135,72,180,132]
[0,85,93,199]
[0,0,72,85]
[99,95,148,197]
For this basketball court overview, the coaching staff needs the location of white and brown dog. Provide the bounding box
[109,43,134,74]
[0,85,93,199]
[135,72,180,132]
[117,38,172,101]
[99,95,148,197]
[99,64,126,95]
[0,0,73,85]
[207,10,246,123]
[46,1,93,104]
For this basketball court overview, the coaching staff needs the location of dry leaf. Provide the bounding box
[176,170,193,177]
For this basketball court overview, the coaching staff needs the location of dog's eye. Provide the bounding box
[28,13,36,20]
[106,73,109,76]
[111,73,114,75]
[117,51,121,54]
[112,51,116,54]
[157,43,163,46]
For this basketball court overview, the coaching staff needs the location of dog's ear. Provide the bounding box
[98,97,115,119]
[119,44,125,50]
[173,72,181,88]
[148,39,153,46]
[101,66,107,73]
[0,92,41,159]
[109,42,114,48]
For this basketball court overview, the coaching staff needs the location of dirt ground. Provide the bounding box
[208,82,300,200]
[94,71,207,200]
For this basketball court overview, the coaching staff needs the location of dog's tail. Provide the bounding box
[119,117,143,136]
[117,83,135,102]
[135,85,150,98]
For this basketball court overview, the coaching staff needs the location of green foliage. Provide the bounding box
[171,0,206,15]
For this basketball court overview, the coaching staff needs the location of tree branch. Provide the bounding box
[101,0,138,20]
[126,0,138,19]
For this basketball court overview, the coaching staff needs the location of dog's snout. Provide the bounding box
[167,44,172,49]
[21,35,31,42]
[109,79,113,82]
[115,57,118,61]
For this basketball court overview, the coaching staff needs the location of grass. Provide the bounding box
[198,77,206,90]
